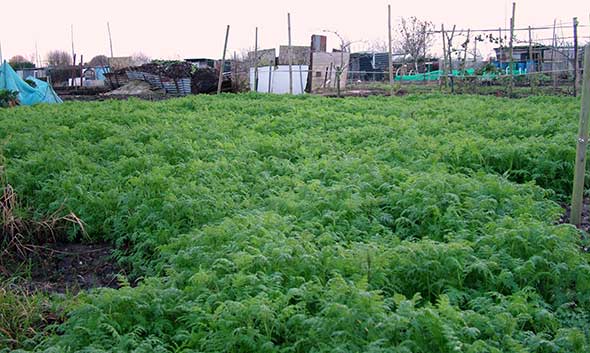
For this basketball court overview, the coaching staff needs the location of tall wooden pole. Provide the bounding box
[570,44,590,227]
[528,26,534,93]
[441,24,447,89]
[388,4,394,96]
[573,17,579,97]
[508,2,516,97]
[552,19,557,90]
[0,41,3,63]
[71,24,75,61]
[473,35,477,62]
[217,25,230,94]
[498,27,503,71]
[287,13,293,95]
[446,26,456,93]
[254,27,259,92]
[107,22,114,58]
[268,59,273,93]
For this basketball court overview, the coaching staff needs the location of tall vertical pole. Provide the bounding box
[268,59,273,93]
[71,24,75,62]
[107,22,114,58]
[0,41,3,63]
[473,36,477,62]
[288,13,293,94]
[254,27,259,92]
[217,25,230,94]
[35,42,39,67]
[573,17,579,97]
[388,4,394,96]
[528,26,534,93]
[552,19,557,90]
[498,27,503,74]
[570,44,590,227]
[446,26,456,94]
[441,24,447,89]
[508,2,516,97]
[232,51,238,92]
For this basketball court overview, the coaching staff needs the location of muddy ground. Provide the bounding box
[2,242,121,294]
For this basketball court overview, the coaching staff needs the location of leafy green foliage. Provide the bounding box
[0,89,19,108]
[0,93,589,352]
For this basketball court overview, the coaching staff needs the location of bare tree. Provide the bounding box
[366,40,389,53]
[131,52,151,65]
[395,17,435,71]
[88,55,109,66]
[47,50,72,67]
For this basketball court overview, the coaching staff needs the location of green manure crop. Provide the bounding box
[1,93,589,352]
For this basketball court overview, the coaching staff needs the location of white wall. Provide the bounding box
[250,65,308,94]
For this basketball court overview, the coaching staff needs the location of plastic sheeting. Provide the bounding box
[0,61,62,105]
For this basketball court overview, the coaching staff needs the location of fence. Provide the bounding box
[232,7,589,98]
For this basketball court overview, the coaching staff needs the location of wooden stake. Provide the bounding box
[268,59,273,93]
[79,54,83,88]
[446,25,456,93]
[71,24,75,62]
[552,19,557,90]
[573,17,579,97]
[254,27,259,92]
[508,2,516,97]
[217,25,230,94]
[528,25,534,93]
[473,35,477,62]
[498,27,503,72]
[107,22,114,58]
[441,24,447,89]
[388,4,394,96]
[233,51,238,92]
[288,13,293,95]
[570,44,590,227]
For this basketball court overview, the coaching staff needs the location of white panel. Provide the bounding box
[250,65,308,95]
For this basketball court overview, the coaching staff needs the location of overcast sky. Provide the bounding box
[1,0,588,64]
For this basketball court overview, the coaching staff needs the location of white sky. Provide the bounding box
[0,0,588,64]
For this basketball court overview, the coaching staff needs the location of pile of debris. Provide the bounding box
[116,61,231,96]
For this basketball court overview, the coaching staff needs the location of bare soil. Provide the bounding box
[3,242,122,294]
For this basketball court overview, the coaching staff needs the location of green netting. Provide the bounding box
[394,68,530,81]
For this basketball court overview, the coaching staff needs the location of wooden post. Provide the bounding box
[217,25,230,94]
[0,41,3,63]
[573,17,579,97]
[254,27,259,92]
[287,13,293,95]
[79,54,83,88]
[508,2,516,97]
[570,44,590,226]
[107,22,114,58]
[441,24,447,89]
[498,27,503,75]
[71,54,76,87]
[71,24,75,63]
[388,4,394,96]
[528,26,534,93]
[268,59,273,93]
[336,66,341,97]
[232,51,238,92]
[446,25,456,93]
[552,19,557,90]
[473,35,477,62]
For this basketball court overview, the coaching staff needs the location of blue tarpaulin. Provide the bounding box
[0,61,62,105]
